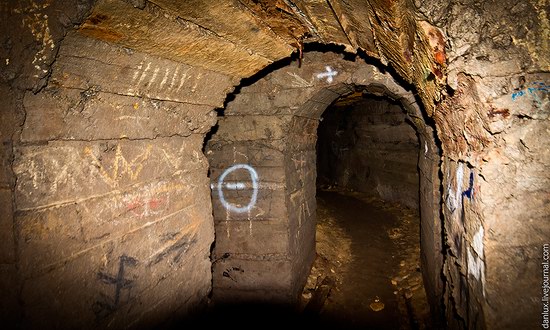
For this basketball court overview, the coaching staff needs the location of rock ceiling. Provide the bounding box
[79,0,445,114]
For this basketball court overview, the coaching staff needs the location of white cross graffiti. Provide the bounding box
[316,66,338,83]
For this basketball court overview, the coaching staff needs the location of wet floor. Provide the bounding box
[301,189,431,329]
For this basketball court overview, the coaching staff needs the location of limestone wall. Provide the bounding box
[418,0,550,327]
[2,26,235,328]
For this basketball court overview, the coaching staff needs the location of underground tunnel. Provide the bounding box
[204,54,441,328]
[312,92,428,327]
[316,93,420,209]
[1,0,549,329]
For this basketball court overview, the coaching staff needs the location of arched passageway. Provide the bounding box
[3,1,548,329]
[317,93,419,208]
[296,92,431,328]
[205,51,442,326]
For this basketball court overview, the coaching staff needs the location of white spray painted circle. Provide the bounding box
[217,164,259,213]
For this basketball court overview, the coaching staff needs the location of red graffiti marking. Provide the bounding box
[148,198,162,209]
[126,197,166,217]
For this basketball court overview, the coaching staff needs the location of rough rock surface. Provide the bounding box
[1,0,548,328]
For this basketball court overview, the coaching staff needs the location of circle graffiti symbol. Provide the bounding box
[217,164,259,213]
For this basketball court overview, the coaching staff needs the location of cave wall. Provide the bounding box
[0,83,21,327]
[317,96,420,208]
[1,0,548,329]
[417,0,550,328]
[12,32,232,328]
[1,1,97,327]
[1,2,237,325]
[77,0,443,117]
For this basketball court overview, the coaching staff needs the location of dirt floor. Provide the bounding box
[187,187,433,329]
[299,188,432,329]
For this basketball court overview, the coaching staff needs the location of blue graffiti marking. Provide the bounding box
[462,172,474,199]
[511,90,524,100]
[214,164,259,213]
[512,81,549,100]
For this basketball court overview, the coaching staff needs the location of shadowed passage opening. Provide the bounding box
[300,92,432,328]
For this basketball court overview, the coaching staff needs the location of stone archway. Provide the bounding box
[206,51,442,310]
[3,1,548,328]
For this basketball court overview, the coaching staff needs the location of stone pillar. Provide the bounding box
[284,116,319,298]
[207,115,315,305]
